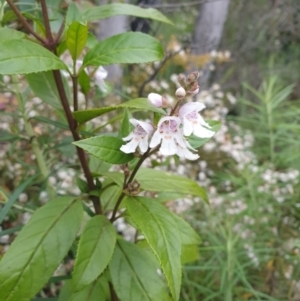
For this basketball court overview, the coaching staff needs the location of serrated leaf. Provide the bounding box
[0,39,67,75]
[82,3,172,25]
[188,120,221,149]
[172,214,201,245]
[0,27,26,41]
[72,215,116,291]
[136,168,208,202]
[66,21,88,60]
[73,136,134,164]
[125,196,181,301]
[109,238,169,301]
[26,71,71,109]
[0,197,83,301]
[82,32,164,68]
[68,276,110,301]
[73,98,166,123]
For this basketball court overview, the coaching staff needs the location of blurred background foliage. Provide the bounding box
[1,0,300,300]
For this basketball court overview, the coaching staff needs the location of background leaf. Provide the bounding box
[73,136,134,164]
[0,174,38,224]
[72,215,116,291]
[0,197,83,301]
[0,39,67,74]
[82,3,172,25]
[109,238,169,301]
[26,71,71,109]
[125,196,182,301]
[73,98,166,123]
[65,2,82,27]
[82,32,164,68]
[66,21,88,61]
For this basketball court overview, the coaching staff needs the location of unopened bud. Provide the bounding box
[175,87,186,99]
[177,73,186,87]
[187,81,199,96]
[148,93,163,107]
[147,93,170,108]
[187,71,199,84]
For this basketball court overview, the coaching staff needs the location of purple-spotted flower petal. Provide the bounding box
[179,102,215,138]
[150,116,186,156]
[120,119,154,154]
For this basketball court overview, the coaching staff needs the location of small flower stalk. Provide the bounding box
[120,71,216,160]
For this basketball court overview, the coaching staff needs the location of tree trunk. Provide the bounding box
[191,0,231,88]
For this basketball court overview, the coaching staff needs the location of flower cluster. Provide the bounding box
[120,72,215,160]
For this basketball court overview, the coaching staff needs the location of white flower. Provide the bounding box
[179,102,215,138]
[176,140,200,160]
[150,116,199,160]
[95,66,108,92]
[120,119,154,154]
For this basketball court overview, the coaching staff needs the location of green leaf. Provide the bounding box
[58,280,72,301]
[172,214,201,245]
[76,177,89,193]
[101,184,122,211]
[0,197,83,301]
[26,71,71,109]
[0,39,67,75]
[109,238,169,301]
[188,120,221,149]
[73,98,166,123]
[82,32,164,68]
[82,3,172,25]
[78,69,90,94]
[65,2,82,27]
[0,174,38,224]
[0,131,20,142]
[1,10,17,26]
[72,215,116,291]
[86,33,98,49]
[118,109,131,139]
[66,21,88,61]
[68,276,110,301]
[125,196,181,301]
[73,136,134,164]
[136,168,208,202]
[0,27,26,42]
[181,245,199,265]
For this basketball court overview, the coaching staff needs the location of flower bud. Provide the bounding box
[148,93,171,108]
[187,71,199,84]
[177,73,186,87]
[147,93,163,107]
[187,81,199,96]
[175,87,186,99]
